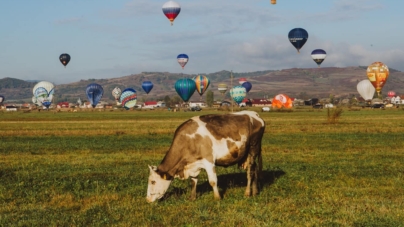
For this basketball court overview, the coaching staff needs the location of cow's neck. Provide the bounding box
[157,149,186,180]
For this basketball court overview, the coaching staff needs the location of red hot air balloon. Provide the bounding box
[388,91,396,98]
[162,1,181,26]
[239,78,247,85]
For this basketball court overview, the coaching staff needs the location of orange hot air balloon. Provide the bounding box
[366,62,389,95]
[272,94,293,109]
[271,0,276,4]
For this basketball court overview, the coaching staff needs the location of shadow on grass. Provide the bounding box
[162,169,286,201]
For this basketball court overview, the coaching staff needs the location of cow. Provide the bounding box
[146,110,265,203]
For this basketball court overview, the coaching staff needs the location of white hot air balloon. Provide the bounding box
[33,81,55,108]
[357,79,375,101]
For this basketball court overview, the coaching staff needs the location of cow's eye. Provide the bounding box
[151,181,156,185]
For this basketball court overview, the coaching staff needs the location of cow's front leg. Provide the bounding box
[205,166,220,200]
[190,177,198,201]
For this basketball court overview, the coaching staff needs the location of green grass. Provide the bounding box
[1,108,404,226]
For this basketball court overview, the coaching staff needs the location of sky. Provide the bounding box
[0,0,403,84]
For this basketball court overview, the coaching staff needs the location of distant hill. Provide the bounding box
[1,67,403,103]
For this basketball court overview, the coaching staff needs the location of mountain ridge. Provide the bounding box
[1,67,403,103]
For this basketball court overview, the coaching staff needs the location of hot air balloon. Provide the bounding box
[241,81,252,93]
[357,79,375,101]
[271,0,276,4]
[272,94,293,109]
[77,98,82,106]
[193,75,210,96]
[175,78,196,102]
[387,91,396,98]
[238,78,247,85]
[112,87,122,101]
[59,53,71,67]
[33,81,54,108]
[142,81,154,94]
[0,95,4,105]
[162,1,181,26]
[311,49,326,67]
[119,88,137,110]
[177,54,189,69]
[218,84,228,96]
[230,86,246,105]
[86,83,104,108]
[367,62,389,96]
[288,28,308,53]
[32,96,42,107]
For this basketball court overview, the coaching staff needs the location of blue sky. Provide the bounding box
[0,0,403,84]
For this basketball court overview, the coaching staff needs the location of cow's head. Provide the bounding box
[146,165,172,203]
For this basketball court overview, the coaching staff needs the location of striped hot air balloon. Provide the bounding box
[162,1,181,26]
[177,54,189,69]
[311,49,327,67]
[119,88,137,110]
[193,75,210,96]
[218,83,228,96]
[239,78,247,85]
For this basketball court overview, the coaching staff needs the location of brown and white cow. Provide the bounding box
[146,110,265,203]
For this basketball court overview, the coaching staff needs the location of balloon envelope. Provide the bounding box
[162,1,180,25]
[367,62,389,95]
[120,88,137,109]
[388,91,396,98]
[177,54,189,69]
[357,79,375,101]
[86,83,104,108]
[142,81,154,94]
[218,83,228,95]
[272,94,293,109]
[193,75,210,96]
[288,28,308,53]
[241,81,252,93]
[239,78,247,85]
[271,0,276,4]
[0,95,4,104]
[112,87,122,101]
[33,81,54,108]
[311,49,326,67]
[59,53,71,67]
[230,86,246,104]
[175,78,196,102]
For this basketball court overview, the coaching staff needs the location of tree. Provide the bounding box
[206,90,214,107]
[164,95,171,107]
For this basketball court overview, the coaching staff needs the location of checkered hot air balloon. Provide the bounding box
[119,88,137,110]
[230,86,246,104]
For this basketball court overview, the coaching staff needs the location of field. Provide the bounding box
[1,107,404,226]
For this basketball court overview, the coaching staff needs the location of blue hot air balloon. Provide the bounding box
[175,78,196,102]
[311,49,327,67]
[177,54,189,69]
[142,81,154,94]
[119,88,137,110]
[86,83,104,108]
[288,28,308,53]
[241,81,252,93]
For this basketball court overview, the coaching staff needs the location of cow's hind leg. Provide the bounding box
[190,177,198,201]
[244,155,253,197]
[205,165,220,200]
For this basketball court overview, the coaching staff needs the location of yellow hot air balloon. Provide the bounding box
[218,83,228,96]
[366,62,389,96]
[271,0,276,4]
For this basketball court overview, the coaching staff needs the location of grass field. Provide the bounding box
[1,107,404,226]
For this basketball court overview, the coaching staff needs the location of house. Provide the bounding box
[57,102,70,108]
[157,101,166,107]
[6,105,17,112]
[250,99,271,107]
[144,101,158,109]
[189,101,206,108]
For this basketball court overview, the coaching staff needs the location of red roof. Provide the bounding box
[251,99,271,104]
[144,101,157,106]
[57,102,69,107]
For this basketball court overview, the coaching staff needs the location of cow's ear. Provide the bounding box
[149,165,157,171]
